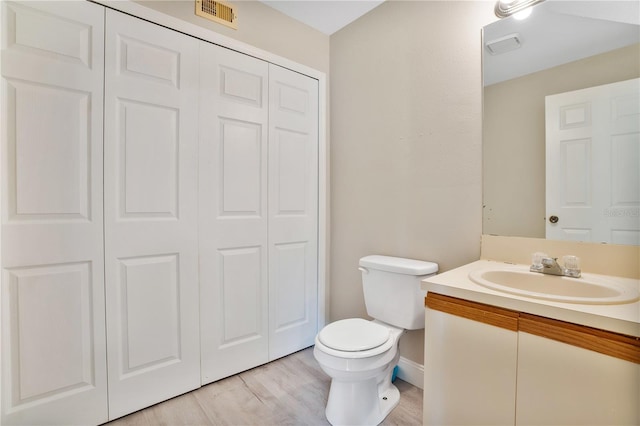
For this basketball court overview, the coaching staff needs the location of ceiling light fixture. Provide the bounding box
[513,7,532,20]
[494,0,545,19]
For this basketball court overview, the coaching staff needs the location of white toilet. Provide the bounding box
[314,255,438,426]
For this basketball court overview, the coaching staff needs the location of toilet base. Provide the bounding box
[324,361,400,426]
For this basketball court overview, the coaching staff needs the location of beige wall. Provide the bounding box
[483,44,640,238]
[131,0,330,74]
[330,0,496,363]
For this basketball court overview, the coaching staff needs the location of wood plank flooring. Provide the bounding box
[105,347,423,425]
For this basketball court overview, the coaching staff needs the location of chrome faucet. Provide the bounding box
[540,257,564,275]
[530,253,581,278]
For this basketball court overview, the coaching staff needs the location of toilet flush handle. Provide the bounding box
[358,267,369,274]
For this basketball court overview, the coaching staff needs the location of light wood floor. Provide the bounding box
[106,347,423,426]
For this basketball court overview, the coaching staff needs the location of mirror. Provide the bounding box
[482,0,640,244]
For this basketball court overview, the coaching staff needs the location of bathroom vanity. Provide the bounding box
[421,259,640,426]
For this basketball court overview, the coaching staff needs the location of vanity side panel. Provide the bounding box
[516,331,640,426]
[424,294,518,426]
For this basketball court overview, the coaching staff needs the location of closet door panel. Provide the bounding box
[268,65,319,359]
[104,10,200,420]
[199,43,269,384]
[117,101,178,217]
[1,2,108,425]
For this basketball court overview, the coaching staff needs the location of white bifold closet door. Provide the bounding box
[103,10,200,419]
[199,48,318,383]
[268,64,318,360]
[199,43,270,384]
[0,1,108,425]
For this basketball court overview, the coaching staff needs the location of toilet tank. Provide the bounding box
[359,255,438,330]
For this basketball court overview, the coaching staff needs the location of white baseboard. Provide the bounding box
[396,356,424,389]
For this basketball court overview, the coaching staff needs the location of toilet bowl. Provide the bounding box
[314,255,438,426]
[313,319,404,426]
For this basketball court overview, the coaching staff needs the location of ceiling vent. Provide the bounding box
[485,33,521,55]
[195,0,237,29]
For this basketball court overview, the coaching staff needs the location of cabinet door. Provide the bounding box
[424,294,518,426]
[199,42,269,384]
[103,10,200,420]
[516,315,640,425]
[1,1,108,424]
[268,65,319,359]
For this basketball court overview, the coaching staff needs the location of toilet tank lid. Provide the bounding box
[359,255,438,275]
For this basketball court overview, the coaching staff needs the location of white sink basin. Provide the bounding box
[468,267,640,305]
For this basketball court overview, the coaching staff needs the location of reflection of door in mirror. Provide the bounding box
[482,0,640,245]
[545,78,640,245]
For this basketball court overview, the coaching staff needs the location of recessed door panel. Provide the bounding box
[118,100,178,218]
[220,66,263,105]
[559,102,590,129]
[219,247,263,346]
[273,242,308,330]
[611,134,639,206]
[118,255,180,375]
[612,93,639,127]
[611,229,640,245]
[6,263,94,402]
[559,138,590,206]
[8,80,90,220]
[220,120,262,216]
[104,10,200,420]
[118,36,179,86]
[278,83,308,115]
[1,2,107,425]
[5,1,93,67]
[275,130,308,214]
[558,228,591,242]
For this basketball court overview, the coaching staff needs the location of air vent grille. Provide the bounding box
[196,0,237,29]
[485,33,521,55]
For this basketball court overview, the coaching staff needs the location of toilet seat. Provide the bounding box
[315,319,403,359]
[318,318,390,352]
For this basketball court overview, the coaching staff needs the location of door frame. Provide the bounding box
[90,0,329,331]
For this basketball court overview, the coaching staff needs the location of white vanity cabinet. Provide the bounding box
[424,293,519,426]
[424,293,640,426]
[516,314,640,426]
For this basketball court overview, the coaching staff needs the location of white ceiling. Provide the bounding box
[259,0,385,35]
[257,0,640,85]
[484,0,640,85]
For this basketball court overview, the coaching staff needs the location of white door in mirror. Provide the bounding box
[545,78,640,245]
